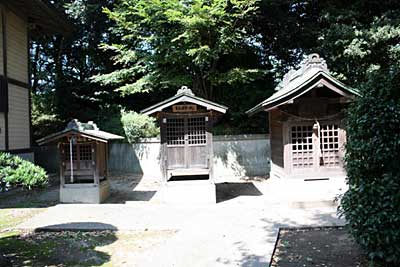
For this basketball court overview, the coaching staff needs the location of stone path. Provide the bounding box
[17,177,346,266]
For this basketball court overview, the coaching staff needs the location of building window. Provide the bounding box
[64,144,93,161]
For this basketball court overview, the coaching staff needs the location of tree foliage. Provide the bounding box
[92,0,266,100]
[31,0,119,133]
[0,153,48,191]
[341,70,400,264]
[121,111,159,143]
[332,3,400,264]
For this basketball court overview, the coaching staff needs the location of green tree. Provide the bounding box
[92,0,266,100]
[323,2,400,264]
[31,0,120,139]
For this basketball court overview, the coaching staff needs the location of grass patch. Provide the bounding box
[0,208,46,231]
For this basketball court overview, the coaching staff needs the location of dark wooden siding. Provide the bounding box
[0,76,7,112]
[270,109,284,169]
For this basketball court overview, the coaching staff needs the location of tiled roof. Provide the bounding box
[247,54,359,115]
[141,86,228,115]
[37,120,124,145]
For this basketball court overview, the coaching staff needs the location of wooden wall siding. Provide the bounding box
[0,112,5,150]
[0,8,4,76]
[270,109,284,169]
[6,10,28,83]
[8,84,29,149]
[97,142,107,178]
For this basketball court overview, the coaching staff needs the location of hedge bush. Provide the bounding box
[340,70,400,264]
[0,153,48,191]
[121,111,159,143]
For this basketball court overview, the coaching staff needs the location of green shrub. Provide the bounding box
[0,153,48,191]
[32,114,65,141]
[340,70,400,264]
[121,111,159,143]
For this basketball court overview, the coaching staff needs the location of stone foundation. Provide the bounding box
[60,180,110,204]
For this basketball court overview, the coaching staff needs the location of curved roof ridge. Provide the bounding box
[246,54,359,116]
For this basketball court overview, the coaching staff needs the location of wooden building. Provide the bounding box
[247,54,359,179]
[0,1,71,160]
[141,86,227,183]
[37,120,123,203]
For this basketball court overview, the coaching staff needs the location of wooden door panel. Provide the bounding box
[288,121,344,176]
[167,146,185,169]
[319,123,341,168]
[165,115,208,170]
[166,117,185,169]
[188,145,208,168]
[290,124,314,171]
[187,116,208,168]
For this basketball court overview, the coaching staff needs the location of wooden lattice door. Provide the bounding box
[289,121,343,174]
[165,115,208,170]
[319,124,341,168]
[290,125,315,170]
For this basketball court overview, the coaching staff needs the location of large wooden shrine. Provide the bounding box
[247,54,359,179]
[141,86,227,183]
[37,120,123,203]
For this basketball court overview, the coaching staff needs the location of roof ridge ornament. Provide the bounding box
[277,53,329,91]
[66,119,82,131]
[301,53,328,73]
[66,119,99,131]
[176,85,195,96]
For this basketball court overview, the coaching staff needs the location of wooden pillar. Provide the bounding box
[59,143,65,186]
[105,143,109,180]
[160,114,168,184]
[92,142,99,185]
[282,121,290,176]
[207,114,214,183]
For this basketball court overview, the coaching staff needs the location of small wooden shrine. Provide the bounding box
[141,86,227,183]
[37,120,123,203]
[247,54,359,179]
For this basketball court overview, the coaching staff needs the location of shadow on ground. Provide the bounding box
[0,185,59,209]
[216,182,263,203]
[0,222,118,267]
[269,227,367,267]
[217,204,344,266]
[106,177,158,203]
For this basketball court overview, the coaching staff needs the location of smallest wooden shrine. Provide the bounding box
[141,86,227,184]
[37,120,123,203]
[247,54,359,179]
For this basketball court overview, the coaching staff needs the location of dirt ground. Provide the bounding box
[1,176,349,266]
[0,230,177,267]
[270,227,369,267]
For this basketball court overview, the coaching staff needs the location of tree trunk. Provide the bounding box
[31,42,41,93]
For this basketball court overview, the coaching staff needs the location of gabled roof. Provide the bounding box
[3,0,73,35]
[141,86,228,115]
[37,120,124,145]
[246,54,360,116]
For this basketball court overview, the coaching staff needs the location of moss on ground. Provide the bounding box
[0,230,176,267]
[0,231,115,266]
[0,208,46,231]
[0,186,175,267]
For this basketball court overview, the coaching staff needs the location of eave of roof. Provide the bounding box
[37,129,124,146]
[141,92,228,115]
[3,0,73,35]
[246,70,360,116]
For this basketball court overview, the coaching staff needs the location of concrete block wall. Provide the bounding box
[35,134,271,183]
[213,134,270,182]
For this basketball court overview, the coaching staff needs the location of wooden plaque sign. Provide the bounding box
[172,104,197,113]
